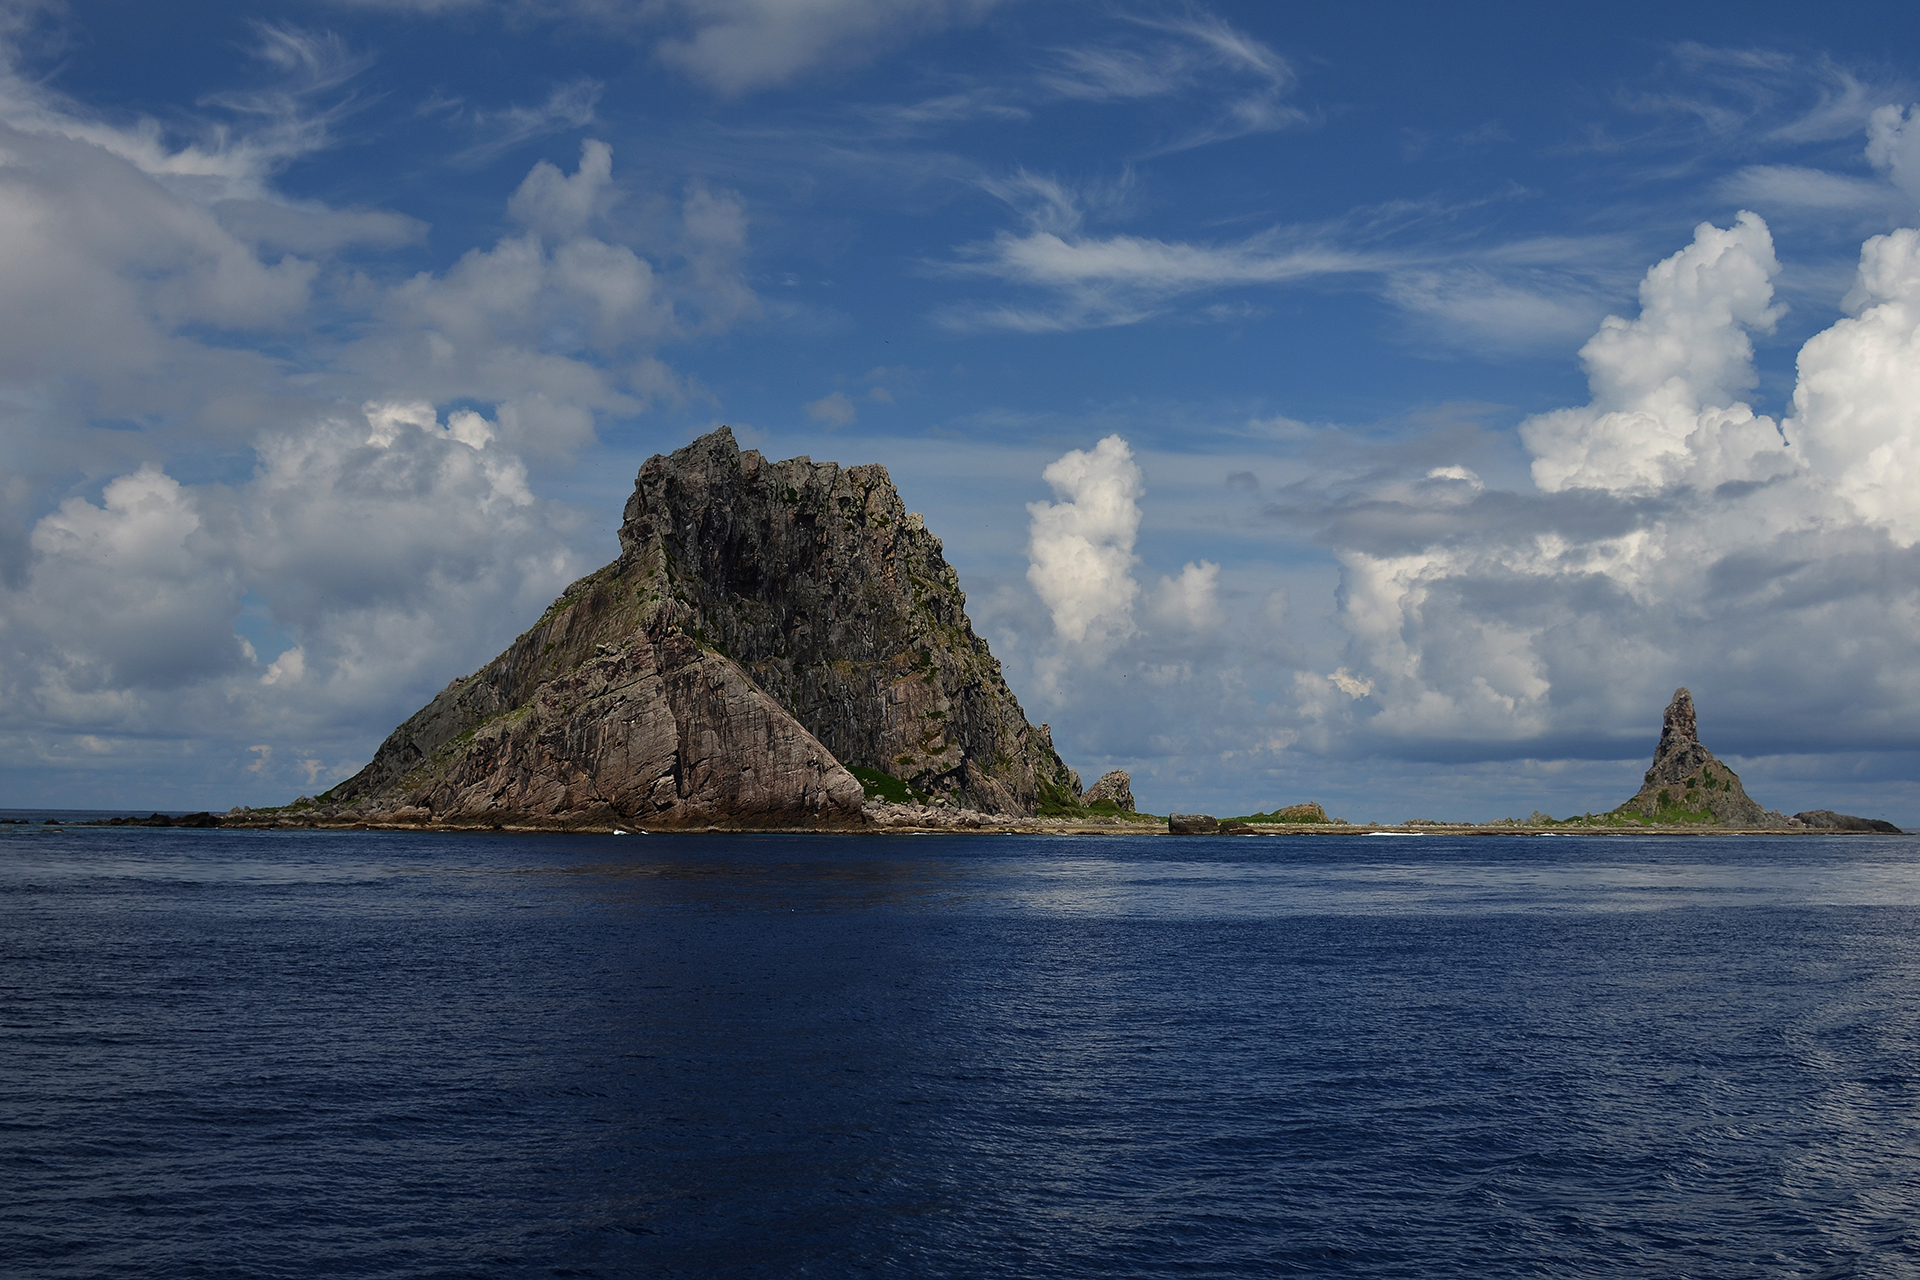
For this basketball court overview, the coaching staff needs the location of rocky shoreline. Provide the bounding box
[85,806,1901,836]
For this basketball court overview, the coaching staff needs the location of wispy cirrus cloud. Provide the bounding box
[754,4,1307,153]
[936,177,1636,342]
[0,20,370,199]
[1575,43,1911,162]
[853,86,1032,135]
[938,227,1379,331]
[442,78,603,165]
[1717,164,1907,214]
[647,0,1010,95]
[1042,8,1309,153]
[331,0,1014,95]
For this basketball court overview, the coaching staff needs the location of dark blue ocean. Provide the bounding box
[6,823,1920,1277]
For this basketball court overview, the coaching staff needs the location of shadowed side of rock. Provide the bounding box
[1614,687,1788,828]
[618,427,1077,814]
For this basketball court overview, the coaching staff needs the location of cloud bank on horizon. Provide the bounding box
[3,0,1920,819]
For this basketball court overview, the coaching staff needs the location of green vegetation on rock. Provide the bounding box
[1034,773,1157,822]
[849,766,929,806]
[1230,802,1340,824]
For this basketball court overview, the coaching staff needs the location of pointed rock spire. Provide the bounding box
[1659,686,1697,751]
[1615,686,1786,827]
[1644,687,1714,789]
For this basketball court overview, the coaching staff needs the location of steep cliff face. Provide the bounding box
[322,427,1072,827]
[618,427,1077,813]
[1615,688,1787,827]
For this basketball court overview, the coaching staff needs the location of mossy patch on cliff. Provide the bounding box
[849,766,929,805]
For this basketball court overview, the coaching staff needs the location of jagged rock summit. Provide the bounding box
[320,427,1077,829]
[1615,687,1788,828]
[1082,770,1135,812]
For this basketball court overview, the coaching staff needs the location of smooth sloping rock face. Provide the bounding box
[323,426,1070,826]
[1616,687,1787,827]
[617,427,1076,813]
[327,569,863,828]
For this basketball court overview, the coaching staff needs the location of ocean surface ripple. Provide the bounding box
[5,825,1920,1277]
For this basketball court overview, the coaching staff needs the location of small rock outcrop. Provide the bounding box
[1169,813,1218,835]
[1614,688,1788,828]
[1082,770,1135,811]
[94,812,224,828]
[318,427,1075,829]
[1256,802,1333,824]
[1794,810,1902,833]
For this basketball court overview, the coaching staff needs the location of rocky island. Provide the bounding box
[255,428,1110,832]
[1502,686,1901,833]
[1611,687,1790,827]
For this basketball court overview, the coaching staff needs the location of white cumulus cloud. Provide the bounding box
[1295,125,1920,767]
[1026,435,1144,647]
[1788,224,1920,543]
[0,99,758,800]
[806,391,858,428]
[1519,211,1798,495]
[1148,560,1223,632]
[508,138,615,237]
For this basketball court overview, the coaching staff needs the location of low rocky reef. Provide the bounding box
[1787,810,1901,833]
[94,812,225,828]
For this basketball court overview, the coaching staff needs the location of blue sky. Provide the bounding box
[4,0,1920,822]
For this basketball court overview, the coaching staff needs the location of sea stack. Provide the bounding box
[319,427,1077,829]
[1614,687,1787,827]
